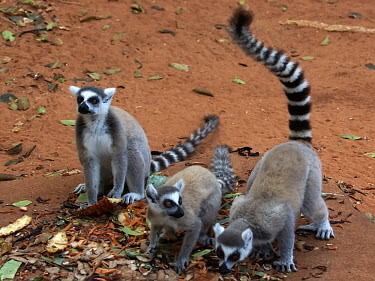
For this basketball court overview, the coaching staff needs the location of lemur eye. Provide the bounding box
[163,200,172,208]
[90,98,99,104]
[178,197,182,205]
[229,254,239,262]
[77,97,84,103]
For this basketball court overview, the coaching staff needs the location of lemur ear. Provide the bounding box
[69,86,80,96]
[174,179,185,192]
[146,184,158,203]
[213,223,225,238]
[103,88,116,102]
[242,229,253,248]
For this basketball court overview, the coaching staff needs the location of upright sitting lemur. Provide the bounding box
[146,145,236,275]
[213,8,334,274]
[69,85,219,206]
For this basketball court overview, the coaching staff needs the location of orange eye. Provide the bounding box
[164,200,172,208]
[92,98,99,104]
[178,197,182,205]
[230,254,239,262]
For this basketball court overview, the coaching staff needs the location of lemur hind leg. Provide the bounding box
[107,153,128,199]
[298,168,334,240]
[122,145,148,204]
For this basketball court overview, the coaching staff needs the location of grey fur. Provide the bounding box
[212,8,334,274]
[146,146,235,275]
[70,85,219,206]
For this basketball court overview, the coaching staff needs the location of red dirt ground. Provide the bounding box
[0,0,374,280]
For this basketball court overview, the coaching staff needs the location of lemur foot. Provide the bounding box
[273,259,297,273]
[298,219,334,240]
[107,188,122,199]
[198,234,215,246]
[122,193,143,205]
[146,246,157,259]
[160,231,177,241]
[74,183,86,194]
[250,244,276,259]
[172,257,189,275]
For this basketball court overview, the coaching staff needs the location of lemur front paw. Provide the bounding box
[272,259,297,273]
[107,188,122,199]
[298,220,334,240]
[122,193,143,205]
[146,246,157,259]
[172,257,189,275]
[73,183,86,194]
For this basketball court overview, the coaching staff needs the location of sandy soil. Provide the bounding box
[0,0,374,280]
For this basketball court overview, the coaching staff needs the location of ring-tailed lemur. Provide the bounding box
[213,8,334,274]
[69,86,219,206]
[145,145,236,275]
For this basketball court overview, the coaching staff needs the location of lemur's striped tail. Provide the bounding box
[228,8,312,143]
[150,115,220,173]
[211,145,236,194]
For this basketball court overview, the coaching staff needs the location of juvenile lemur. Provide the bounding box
[213,8,334,274]
[69,86,219,206]
[145,145,236,275]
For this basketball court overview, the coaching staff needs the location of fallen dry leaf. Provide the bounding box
[0,215,32,237]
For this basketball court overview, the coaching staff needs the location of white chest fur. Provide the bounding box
[83,117,113,158]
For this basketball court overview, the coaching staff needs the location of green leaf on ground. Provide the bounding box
[365,213,375,223]
[120,226,144,236]
[320,36,330,46]
[169,63,189,72]
[60,120,76,126]
[87,72,101,81]
[46,22,58,30]
[4,158,23,167]
[76,192,88,203]
[2,30,15,42]
[147,173,169,188]
[365,63,375,70]
[133,71,143,78]
[148,75,163,80]
[103,68,121,75]
[5,78,15,86]
[112,32,126,41]
[192,88,214,97]
[0,259,22,280]
[223,193,242,199]
[300,56,315,61]
[103,25,110,30]
[279,4,288,12]
[80,14,112,23]
[191,248,213,258]
[364,152,375,158]
[45,61,63,69]
[233,77,246,84]
[37,106,46,115]
[176,7,183,15]
[12,200,32,207]
[340,134,361,140]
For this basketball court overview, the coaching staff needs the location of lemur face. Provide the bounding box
[69,86,115,115]
[213,224,253,274]
[146,179,185,218]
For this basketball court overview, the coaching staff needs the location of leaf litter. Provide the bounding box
[0,181,285,281]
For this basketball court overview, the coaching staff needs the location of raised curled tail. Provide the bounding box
[150,115,220,173]
[228,8,312,143]
[211,145,236,194]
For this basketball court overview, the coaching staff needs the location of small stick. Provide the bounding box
[280,20,375,34]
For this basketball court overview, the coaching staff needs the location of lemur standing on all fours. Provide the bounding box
[69,85,219,206]
[213,8,335,274]
[145,145,236,275]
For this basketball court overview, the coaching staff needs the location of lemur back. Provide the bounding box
[213,8,334,274]
[146,145,235,275]
[70,86,219,206]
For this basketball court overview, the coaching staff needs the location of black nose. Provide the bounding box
[170,206,184,218]
[219,264,231,275]
[78,103,90,114]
